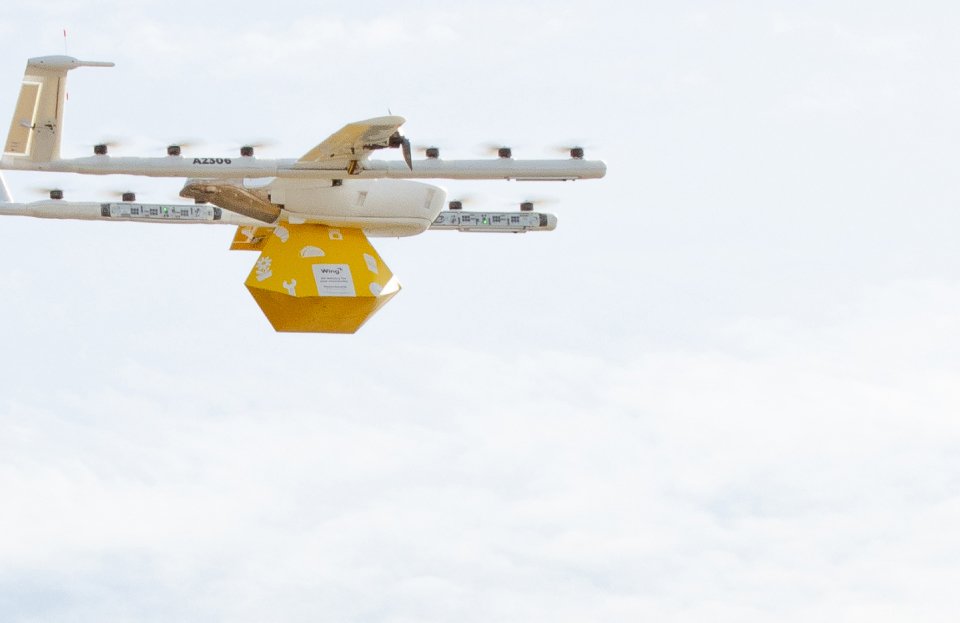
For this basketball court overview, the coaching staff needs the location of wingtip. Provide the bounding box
[359,114,406,127]
[26,55,114,70]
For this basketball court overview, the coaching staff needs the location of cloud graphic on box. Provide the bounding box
[299,246,325,258]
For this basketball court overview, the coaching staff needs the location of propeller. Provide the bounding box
[388,131,414,170]
[511,196,558,211]
[103,188,139,202]
[232,140,275,157]
[415,144,444,159]
[402,137,413,170]
[478,142,520,159]
[28,185,71,200]
[157,139,201,156]
[550,142,598,159]
[82,138,126,155]
[447,193,481,211]
[480,143,510,158]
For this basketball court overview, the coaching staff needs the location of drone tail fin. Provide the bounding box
[3,56,113,164]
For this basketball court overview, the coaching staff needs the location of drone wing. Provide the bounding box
[295,115,406,166]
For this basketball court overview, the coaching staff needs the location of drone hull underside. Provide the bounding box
[270,178,446,237]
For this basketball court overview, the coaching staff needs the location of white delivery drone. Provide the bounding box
[0,56,605,332]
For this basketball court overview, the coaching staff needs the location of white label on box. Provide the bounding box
[312,263,356,297]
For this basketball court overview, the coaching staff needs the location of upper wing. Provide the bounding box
[296,115,405,165]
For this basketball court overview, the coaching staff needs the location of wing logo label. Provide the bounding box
[312,263,356,296]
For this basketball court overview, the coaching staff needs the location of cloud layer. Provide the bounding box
[3,1,960,621]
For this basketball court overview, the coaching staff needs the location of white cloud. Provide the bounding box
[3,279,960,621]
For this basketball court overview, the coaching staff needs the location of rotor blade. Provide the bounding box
[27,185,70,195]
[446,193,483,210]
[414,142,447,152]
[509,196,559,208]
[27,185,70,200]
[101,188,138,200]
[233,139,275,149]
[232,139,276,155]
[81,137,127,153]
[479,142,520,157]
[156,139,202,155]
[521,196,558,203]
[401,136,413,170]
[550,142,598,159]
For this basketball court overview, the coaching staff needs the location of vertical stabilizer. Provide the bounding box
[4,56,113,163]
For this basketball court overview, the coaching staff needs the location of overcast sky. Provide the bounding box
[3,1,960,621]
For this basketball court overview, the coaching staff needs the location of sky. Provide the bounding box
[2,1,960,621]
